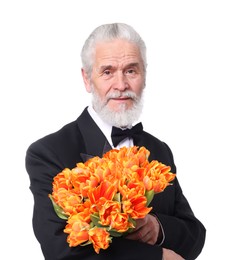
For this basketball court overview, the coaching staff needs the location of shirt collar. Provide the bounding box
[87,105,138,149]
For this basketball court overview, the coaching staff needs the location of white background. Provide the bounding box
[1,0,231,259]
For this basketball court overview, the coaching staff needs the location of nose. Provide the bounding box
[113,71,129,91]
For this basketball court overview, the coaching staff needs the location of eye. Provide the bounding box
[103,70,111,75]
[128,69,134,73]
[125,68,136,76]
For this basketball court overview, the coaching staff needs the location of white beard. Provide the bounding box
[91,87,144,128]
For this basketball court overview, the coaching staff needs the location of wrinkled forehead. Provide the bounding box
[93,39,144,69]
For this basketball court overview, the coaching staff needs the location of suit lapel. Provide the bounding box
[77,107,112,159]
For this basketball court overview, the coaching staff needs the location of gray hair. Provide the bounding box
[81,23,147,78]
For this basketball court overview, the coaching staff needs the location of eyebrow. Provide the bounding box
[99,62,140,71]
[125,62,140,68]
[99,65,113,71]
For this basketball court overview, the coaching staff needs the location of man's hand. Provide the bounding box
[162,248,185,260]
[125,214,160,245]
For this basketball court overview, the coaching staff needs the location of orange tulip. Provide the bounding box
[64,215,90,247]
[122,195,152,219]
[88,180,117,205]
[119,180,145,200]
[108,212,134,232]
[52,168,72,192]
[98,198,121,226]
[88,227,111,254]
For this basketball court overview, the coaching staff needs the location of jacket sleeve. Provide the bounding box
[25,140,163,260]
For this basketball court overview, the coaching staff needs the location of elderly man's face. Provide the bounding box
[82,39,145,127]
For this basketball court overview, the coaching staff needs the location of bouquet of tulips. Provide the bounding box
[49,146,176,254]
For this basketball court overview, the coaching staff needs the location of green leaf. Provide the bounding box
[108,229,123,237]
[128,217,136,228]
[80,241,92,246]
[145,190,155,206]
[49,194,68,220]
[90,214,102,227]
[113,192,121,202]
[123,227,135,235]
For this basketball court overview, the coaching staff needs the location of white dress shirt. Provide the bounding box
[87,106,134,149]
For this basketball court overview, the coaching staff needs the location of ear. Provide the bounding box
[81,68,92,93]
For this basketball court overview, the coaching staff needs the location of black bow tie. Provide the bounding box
[111,122,143,147]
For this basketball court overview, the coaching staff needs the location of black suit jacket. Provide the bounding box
[25,107,206,260]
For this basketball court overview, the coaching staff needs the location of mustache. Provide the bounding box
[106,90,138,100]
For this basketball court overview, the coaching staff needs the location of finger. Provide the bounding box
[126,228,144,240]
[133,218,146,231]
[141,230,156,245]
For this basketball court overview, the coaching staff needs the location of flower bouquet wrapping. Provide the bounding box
[49,146,176,254]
